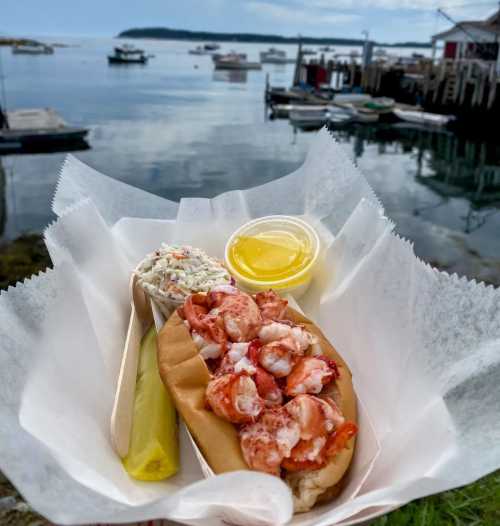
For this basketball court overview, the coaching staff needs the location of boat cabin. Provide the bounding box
[108,45,147,64]
[432,8,500,67]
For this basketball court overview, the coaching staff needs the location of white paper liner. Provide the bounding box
[0,128,498,526]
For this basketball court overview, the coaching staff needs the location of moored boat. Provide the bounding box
[334,103,379,123]
[12,43,53,55]
[266,86,331,105]
[289,107,329,129]
[108,45,148,64]
[260,48,294,64]
[393,108,454,128]
[204,42,220,51]
[0,107,88,151]
[214,53,262,70]
[327,106,354,125]
[352,107,379,123]
[189,43,221,55]
[271,103,329,119]
[333,93,372,104]
[363,97,395,113]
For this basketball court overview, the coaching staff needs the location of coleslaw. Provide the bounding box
[136,244,232,315]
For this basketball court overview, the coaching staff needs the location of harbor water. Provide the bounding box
[1,37,499,284]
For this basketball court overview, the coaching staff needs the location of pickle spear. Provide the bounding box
[123,326,179,481]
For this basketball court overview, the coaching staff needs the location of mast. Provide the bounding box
[0,48,8,129]
[293,36,303,86]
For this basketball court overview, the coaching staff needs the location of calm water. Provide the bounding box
[1,37,499,282]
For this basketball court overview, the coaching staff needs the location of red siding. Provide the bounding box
[444,41,457,59]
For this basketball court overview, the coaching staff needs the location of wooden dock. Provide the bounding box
[301,56,500,126]
[0,108,88,153]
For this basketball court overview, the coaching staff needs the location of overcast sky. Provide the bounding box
[2,0,498,42]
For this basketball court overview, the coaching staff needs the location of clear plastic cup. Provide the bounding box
[224,215,320,298]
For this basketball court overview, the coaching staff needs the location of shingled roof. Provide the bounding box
[432,9,500,40]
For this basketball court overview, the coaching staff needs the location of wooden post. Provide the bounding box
[423,62,431,98]
[459,61,471,105]
[476,68,487,108]
[487,70,497,110]
[433,61,444,103]
[376,66,381,93]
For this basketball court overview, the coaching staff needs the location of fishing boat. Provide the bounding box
[189,43,220,55]
[12,42,53,55]
[205,42,220,51]
[260,48,294,64]
[214,53,262,70]
[108,45,147,64]
[394,109,454,128]
[319,45,333,52]
[0,107,88,151]
[302,48,317,55]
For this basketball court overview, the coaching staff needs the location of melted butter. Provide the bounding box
[228,230,313,283]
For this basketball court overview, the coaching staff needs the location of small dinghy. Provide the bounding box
[327,106,354,125]
[393,109,453,128]
[363,97,395,113]
[271,104,328,119]
[289,107,329,129]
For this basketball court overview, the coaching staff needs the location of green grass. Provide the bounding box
[374,471,500,526]
[0,234,52,290]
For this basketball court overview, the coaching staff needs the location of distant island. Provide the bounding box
[117,28,431,48]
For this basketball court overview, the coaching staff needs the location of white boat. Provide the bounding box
[327,107,354,125]
[333,93,372,104]
[189,46,208,55]
[394,109,453,128]
[271,104,329,119]
[189,43,220,55]
[353,107,379,123]
[260,48,294,64]
[335,103,379,123]
[214,53,262,70]
[289,107,329,128]
[12,43,53,55]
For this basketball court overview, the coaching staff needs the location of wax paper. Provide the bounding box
[0,128,499,526]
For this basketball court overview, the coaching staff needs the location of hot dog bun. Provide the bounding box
[157,306,357,512]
